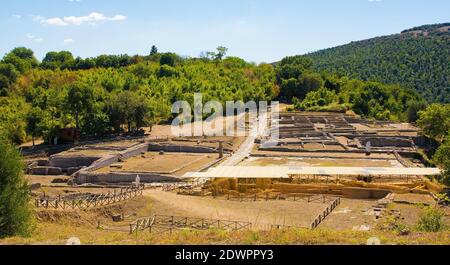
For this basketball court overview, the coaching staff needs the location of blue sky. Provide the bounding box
[0,0,449,63]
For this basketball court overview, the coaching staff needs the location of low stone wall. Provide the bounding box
[120,143,149,159]
[49,155,100,168]
[342,187,391,199]
[37,159,49,166]
[75,172,179,184]
[251,153,395,160]
[258,146,417,154]
[357,137,413,148]
[148,143,216,153]
[31,166,62,176]
[73,142,142,151]
[85,154,119,173]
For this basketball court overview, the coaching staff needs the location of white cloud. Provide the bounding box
[12,14,22,19]
[26,33,44,43]
[368,0,383,2]
[64,38,74,43]
[37,12,126,26]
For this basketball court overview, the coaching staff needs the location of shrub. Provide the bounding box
[416,207,445,232]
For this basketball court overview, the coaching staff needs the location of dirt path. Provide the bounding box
[222,110,269,166]
[144,190,327,229]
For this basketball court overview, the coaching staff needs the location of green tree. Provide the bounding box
[150,45,158,56]
[25,107,44,148]
[406,100,427,123]
[2,47,38,73]
[65,82,94,130]
[433,136,450,185]
[109,91,152,133]
[42,51,75,70]
[416,104,450,142]
[0,63,19,85]
[0,137,34,238]
[159,53,180,67]
[0,97,29,144]
[215,46,228,61]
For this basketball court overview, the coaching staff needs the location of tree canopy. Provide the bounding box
[303,24,450,103]
[0,47,278,144]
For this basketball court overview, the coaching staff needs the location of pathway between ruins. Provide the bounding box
[222,110,270,166]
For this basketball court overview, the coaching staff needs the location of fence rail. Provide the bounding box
[221,192,337,204]
[162,180,205,192]
[310,197,341,229]
[129,214,252,234]
[35,184,145,210]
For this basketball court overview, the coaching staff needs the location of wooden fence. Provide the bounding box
[129,214,252,234]
[221,192,336,204]
[162,180,205,192]
[310,197,341,229]
[270,224,309,230]
[35,184,145,210]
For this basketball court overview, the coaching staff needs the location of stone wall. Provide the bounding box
[49,155,100,168]
[75,172,179,184]
[342,187,391,199]
[120,143,149,159]
[30,166,62,176]
[357,137,413,148]
[148,143,216,153]
[84,154,119,173]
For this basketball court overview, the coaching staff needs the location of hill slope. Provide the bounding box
[304,23,450,103]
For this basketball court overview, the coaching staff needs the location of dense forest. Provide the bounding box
[303,23,450,103]
[0,47,278,144]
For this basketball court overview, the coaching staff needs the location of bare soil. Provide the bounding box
[319,198,379,230]
[144,190,328,229]
[95,152,218,176]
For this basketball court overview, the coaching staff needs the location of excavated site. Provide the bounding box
[24,112,449,234]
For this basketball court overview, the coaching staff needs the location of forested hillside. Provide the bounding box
[304,23,450,103]
[275,56,425,122]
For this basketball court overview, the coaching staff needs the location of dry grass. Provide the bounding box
[2,224,449,245]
